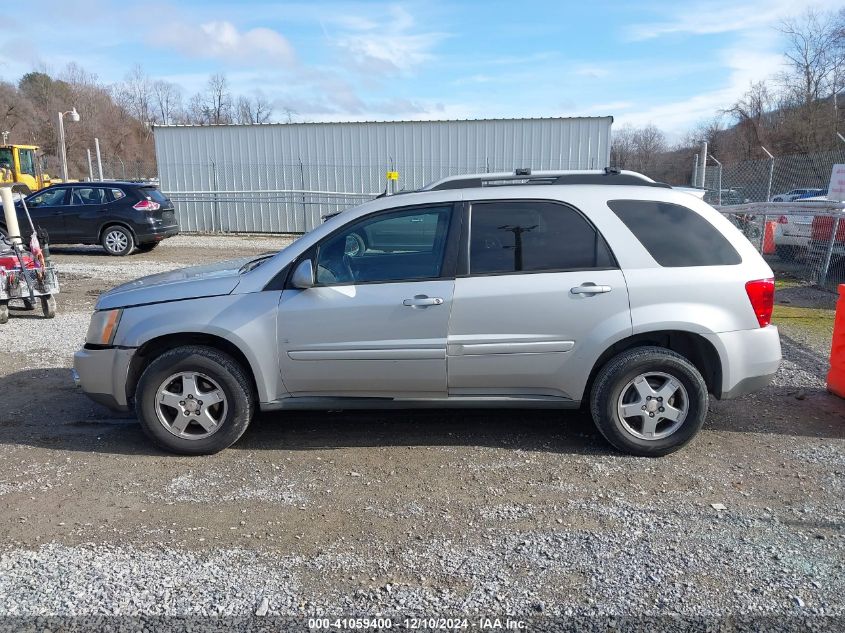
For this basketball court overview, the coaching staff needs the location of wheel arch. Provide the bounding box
[99,221,137,243]
[585,330,723,400]
[126,333,259,407]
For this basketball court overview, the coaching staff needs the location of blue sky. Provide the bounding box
[1,0,842,138]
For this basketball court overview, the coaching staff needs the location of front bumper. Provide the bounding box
[72,346,136,411]
[706,326,782,400]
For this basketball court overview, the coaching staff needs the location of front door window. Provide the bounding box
[315,206,452,285]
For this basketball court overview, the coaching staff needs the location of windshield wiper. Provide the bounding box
[239,253,275,274]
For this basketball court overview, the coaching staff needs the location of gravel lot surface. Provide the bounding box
[0,235,843,629]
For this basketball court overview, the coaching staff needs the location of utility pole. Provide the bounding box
[86,149,94,181]
[94,137,104,181]
[698,140,708,192]
[57,108,80,181]
[709,154,722,205]
[500,224,537,271]
[761,145,775,202]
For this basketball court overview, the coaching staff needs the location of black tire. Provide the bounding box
[101,225,135,256]
[0,302,8,324]
[134,345,255,455]
[589,346,708,457]
[137,242,159,253]
[40,295,56,318]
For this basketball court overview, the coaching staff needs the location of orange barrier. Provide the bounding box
[827,284,845,398]
[763,221,777,255]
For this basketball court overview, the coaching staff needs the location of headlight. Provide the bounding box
[85,309,123,345]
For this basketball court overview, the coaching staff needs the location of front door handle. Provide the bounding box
[403,295,444,307]
[571,283,612,295]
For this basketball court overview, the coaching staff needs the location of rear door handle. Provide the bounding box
[403,295,444,307]
[571,284,612,295]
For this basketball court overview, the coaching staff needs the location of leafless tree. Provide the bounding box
[151,80,182,125]
[204,73,233,125]
[236,92,273,124]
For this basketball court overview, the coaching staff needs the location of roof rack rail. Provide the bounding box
[423,168,671,191]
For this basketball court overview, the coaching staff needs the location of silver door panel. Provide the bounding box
[279,280,453,396]
[447,270,631,399]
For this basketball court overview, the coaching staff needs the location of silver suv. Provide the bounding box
[73,170,781,456]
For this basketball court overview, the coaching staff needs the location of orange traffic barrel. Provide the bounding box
[827,284,845,398]
[763,220,777,255]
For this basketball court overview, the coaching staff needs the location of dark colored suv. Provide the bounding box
[5,182,179,256]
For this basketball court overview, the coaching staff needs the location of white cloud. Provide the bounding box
[330,5,446,75]
[154,20,296,67]
[627,0,842,40]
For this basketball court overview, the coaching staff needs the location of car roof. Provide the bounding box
[43,181,156,189]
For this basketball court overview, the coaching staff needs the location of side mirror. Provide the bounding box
[291,259,315,289]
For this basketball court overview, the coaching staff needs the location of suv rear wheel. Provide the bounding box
[135,345,255,455]
[590,346,708,457]
[101,225,134,256]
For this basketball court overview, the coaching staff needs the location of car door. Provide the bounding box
[278,204,460,397]
[63,186,108,242]
[446,199,631,400]
[24,187,69,239]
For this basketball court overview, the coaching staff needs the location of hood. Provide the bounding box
[96,257,254,310]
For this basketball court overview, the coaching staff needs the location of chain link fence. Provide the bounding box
[698,148,845,205]
[715,202,845,291]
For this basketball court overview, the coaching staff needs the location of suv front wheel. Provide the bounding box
[590,346,708,457]
[135,345,255,454]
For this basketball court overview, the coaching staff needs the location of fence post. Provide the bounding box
[761,146,774,201]
[298,159,307,233]
[820,216,841,286]
[759,214,768,253]
[692,154,699,187]
[210,159,221,233]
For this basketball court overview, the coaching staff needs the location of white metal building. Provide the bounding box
[153,117,613,233]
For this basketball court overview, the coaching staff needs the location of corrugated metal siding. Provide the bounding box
[153,117,612,233]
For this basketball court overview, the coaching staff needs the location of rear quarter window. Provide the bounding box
[607,199,741,267]
[141,187,168,204]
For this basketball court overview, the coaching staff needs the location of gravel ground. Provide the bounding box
[0,235,843,630]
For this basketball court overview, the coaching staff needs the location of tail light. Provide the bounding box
[133,199,161,211]
[745,278,775,327]
[777,215,788,224]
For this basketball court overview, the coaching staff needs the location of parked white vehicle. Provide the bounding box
[774,196,826,259]
[772,188,824,203]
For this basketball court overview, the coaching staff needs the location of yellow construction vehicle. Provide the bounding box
[0,144,56,194]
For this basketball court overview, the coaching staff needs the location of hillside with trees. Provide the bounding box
[0,66,275,179]
[612,8,845,186]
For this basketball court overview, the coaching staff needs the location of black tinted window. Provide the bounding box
[316,206,452,285]
[142,187,168,204]
[71,187,108,205]
[607,199,741,267]
[469,201,614,274]
[28,188,66,207]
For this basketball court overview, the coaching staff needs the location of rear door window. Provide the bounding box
[607,199,741,267]
[468,200,615,275]
[71,187,108,205]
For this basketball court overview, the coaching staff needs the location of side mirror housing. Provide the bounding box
[291,259,315,289]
